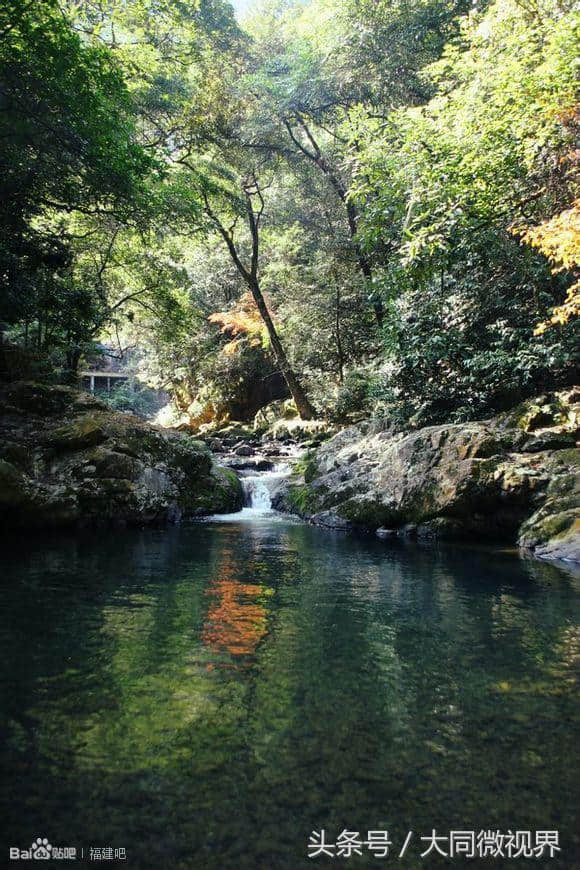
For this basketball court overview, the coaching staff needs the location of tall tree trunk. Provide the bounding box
[284,118,384,328]
[66,346,82,383]
[335,284,344,383]
[201,180,316,421]
[345,200,384,327]
[249,278,316,420]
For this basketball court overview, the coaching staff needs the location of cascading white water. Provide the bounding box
[242,476,273,511]
[237,464,291,515]
[207,460,293,522]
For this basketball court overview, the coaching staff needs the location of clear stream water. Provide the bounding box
[0,508,578,868]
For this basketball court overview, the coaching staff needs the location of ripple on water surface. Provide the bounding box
[0,522,578,868]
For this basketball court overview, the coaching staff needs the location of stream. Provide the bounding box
[238,463,291,513]
[0,497,578,867]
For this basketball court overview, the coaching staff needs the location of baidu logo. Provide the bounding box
[10,837,52,860]
[31,839,51,860]
[9,838,76,860]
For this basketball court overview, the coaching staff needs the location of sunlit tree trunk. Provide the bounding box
[201,179,316,420]
[248,276,315,419]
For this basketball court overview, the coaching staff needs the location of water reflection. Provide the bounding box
[0,524,578,868]
[202,547,270,658]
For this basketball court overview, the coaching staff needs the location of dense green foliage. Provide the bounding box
[1,0,577,422]
[0,0,152,372]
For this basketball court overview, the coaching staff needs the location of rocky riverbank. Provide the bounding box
[273,390,580,563]
[0,382,243,528]
[2,382,578,561]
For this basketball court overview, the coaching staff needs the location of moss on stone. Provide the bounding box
[552,448,580,468]
[521,511,577,546]
[212,466,244,512]
[92,451,143,481]
[167,436,212,477]
[49,414,108,450]
[0,459,29,507]
[178,465,243,516]
[291,451,320,484]
[499,395,570,433]
[0,441,34,473]
[285,484,320,516]
[337,497,401,529]
[7,381,79,415]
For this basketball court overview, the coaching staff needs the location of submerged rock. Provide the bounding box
[276,389,579,563]
[376,527,397,539]
[0,382,243,529]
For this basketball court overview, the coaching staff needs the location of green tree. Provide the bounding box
[0,0,151,370]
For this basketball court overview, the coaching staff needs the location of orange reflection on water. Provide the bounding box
[202,578,268,657]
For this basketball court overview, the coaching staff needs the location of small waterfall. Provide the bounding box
[208,459,292,521]
[236,464,291,515]
[242,475,273,511]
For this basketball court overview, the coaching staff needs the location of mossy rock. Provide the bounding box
[283,483,322,517]
[217,424,256,441]
[167,436,212,477]
[0,460,30,507]
[210,466,244,513]
[269,419,336,443]
[292,451,320,484]
[109,423,168,460]
[498,395,571,433]
[90,449,144,481]
[7,381,79,415]
[521,432,576,453]
[519,507,580,559]
[547,470,579,499]
[22,485,80,526]
[178,465,243,516]
[551,448,580,469]
[0,464,80,526]
[337,496,402,529]
[253,399,298,430]
[0,383,250,528]
[71,393,109,413]
[0,441,35,473]
[48,415,108,450]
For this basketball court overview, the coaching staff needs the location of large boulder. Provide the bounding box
[276,389,579,562]
[0,382,243,528]
[267,418,338,443]
[517,452,580,562]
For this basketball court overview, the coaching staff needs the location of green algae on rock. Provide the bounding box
[275,389,580,562]
[0,382,243,528]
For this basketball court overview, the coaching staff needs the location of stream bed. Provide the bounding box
[0,514,578,867]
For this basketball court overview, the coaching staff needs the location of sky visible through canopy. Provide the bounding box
[231,0,253,17]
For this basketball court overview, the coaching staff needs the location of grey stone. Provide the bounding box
[274,389,579,562]
[0,382,244,528]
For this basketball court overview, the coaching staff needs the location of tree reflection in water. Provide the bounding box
[202,549,270,659]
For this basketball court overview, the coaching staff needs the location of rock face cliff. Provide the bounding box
[274,390,579,563]
[0,382,243,528]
